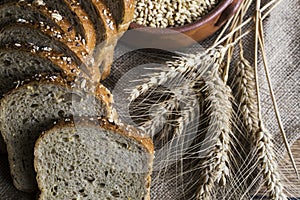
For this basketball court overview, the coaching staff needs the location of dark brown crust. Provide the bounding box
[0,3,63,32]
[1,0,134,80]
[90,0,118,80]
[117,0,135,33]
[62,0,96,53]
[90,0,134,80]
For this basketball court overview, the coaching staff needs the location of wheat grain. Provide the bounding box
[196,66,233,200]
[133,0,219,28]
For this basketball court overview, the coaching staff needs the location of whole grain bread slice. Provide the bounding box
[34,118,153,200]
[0,2,62,32]
[0,74,115,193]
[0,45,68,154]
[0,43,91,92]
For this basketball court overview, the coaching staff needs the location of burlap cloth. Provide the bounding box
[0,0,299,199]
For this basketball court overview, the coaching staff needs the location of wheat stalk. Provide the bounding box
[242,1,288,198]
[196,66,233,200]
[233,56,287,199]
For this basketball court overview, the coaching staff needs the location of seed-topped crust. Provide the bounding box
[89,0,118,80]
[103,0,135,32]
[61,0,96,53]
[0,0,134,81]
[37,117,154,154]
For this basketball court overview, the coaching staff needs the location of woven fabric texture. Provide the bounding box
[0,0,299,199]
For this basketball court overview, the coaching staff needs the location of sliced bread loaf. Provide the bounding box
[0,46,63,154]
[34,118,153,200]
[0,74,115,193]
[0,21,97,79]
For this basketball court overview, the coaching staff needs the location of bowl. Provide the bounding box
[121,0,243,49]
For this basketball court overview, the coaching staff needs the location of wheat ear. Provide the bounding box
[129,47,225,102]
[248,1,287,198]
[253,128,287,200]
[140,98,178,136]
[235,58,260,134]
[140,84,198,138]
[196,66,233,200]
[234,57,287,199]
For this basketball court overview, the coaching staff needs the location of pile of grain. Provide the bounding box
[133,0,219,28]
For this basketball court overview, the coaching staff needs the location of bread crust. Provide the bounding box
[117,0,135,33]
[62,0,96,53]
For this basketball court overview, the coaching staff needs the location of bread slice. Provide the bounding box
[34,118,154,200]
[0,74,115,193]
[0,46,63,155]
[0,2,62,32]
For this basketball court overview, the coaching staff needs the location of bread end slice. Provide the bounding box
[34,118,154,200]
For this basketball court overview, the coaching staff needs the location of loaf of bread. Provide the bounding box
[0,0,135,154]
[0,0,152,198]
[34,118,154,200]
[0,74,115,192]
[0,0,134,81]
